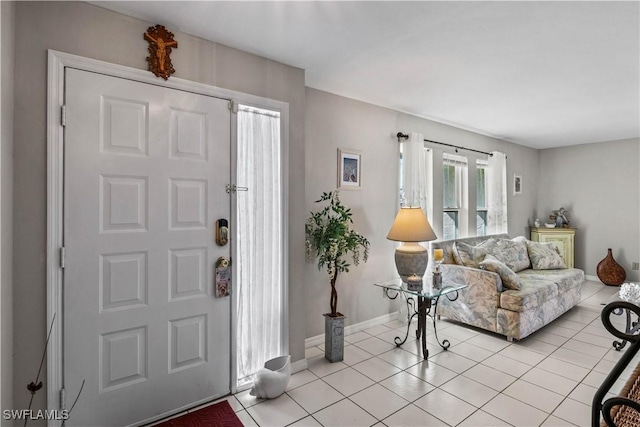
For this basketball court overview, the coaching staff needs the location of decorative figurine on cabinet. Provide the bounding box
[550,207,570,228]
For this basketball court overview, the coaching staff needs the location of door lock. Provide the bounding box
[216,219,229,246]
[225,184,249,194]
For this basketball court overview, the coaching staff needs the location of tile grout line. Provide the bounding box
[537,328,600,425]
[499,289,618,425]
[276,283,621,427]
[432,302,599,425]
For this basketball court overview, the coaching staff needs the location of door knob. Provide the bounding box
[215,256,231,298]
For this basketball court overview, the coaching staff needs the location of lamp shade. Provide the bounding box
[387,207,437,242]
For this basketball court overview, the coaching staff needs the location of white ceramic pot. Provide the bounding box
[249,355,291,399]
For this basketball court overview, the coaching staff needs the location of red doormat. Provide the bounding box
[154,400,244,427]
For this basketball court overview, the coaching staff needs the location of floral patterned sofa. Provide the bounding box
[429,234,584,341]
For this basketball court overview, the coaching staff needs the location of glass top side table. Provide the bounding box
[374,277,466,359]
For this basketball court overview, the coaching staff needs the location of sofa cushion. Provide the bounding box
[479,255,522,290]
[517,268,584,293]
[526,241,567,269]
[500,279,559,312]
[495,236,531,272]
[453,238,498,268]
[430,234,510,266]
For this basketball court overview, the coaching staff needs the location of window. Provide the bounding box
[397,140,503,241]
[476,160,488,236]
[443,154,467,240]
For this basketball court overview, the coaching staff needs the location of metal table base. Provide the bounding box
[381,286,461,359]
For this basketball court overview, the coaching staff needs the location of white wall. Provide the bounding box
[538,138,640,281]
[1,0,15,416]
[305,88,540,337]
[13,1,305,413]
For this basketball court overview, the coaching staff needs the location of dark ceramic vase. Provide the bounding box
[596,248,626,286]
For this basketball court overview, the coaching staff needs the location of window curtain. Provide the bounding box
[402,132,432,218]
[236,105,284,386]
[424,148,434,222]
[487,151,508,234]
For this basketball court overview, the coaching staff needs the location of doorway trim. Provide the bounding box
[47,50,289,422]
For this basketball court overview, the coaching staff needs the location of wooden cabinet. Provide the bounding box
[530,227,576,269]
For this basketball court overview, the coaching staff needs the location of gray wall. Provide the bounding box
[305,88,540,337]
[538,138,640,281]
[1,0,15,415]
[13,1,305,412]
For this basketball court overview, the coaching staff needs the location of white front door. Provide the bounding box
[63,68,231,426]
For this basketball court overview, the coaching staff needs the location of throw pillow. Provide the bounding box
[479,254,522,290]
[453,238,498,268]
[526,241,567,270]
[495,236,531,272]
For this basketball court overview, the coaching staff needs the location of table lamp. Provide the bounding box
[386,207,437,282]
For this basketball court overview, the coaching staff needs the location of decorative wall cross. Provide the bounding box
[144,25,178,80]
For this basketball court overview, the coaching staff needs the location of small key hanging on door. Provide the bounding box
[215,257,231,297]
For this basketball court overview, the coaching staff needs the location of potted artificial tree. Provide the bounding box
[305,191,370,362]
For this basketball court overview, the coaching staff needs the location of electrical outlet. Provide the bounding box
[633,262,639,271]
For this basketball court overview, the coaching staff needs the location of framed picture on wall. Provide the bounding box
[513,174,522,195]
[338,148,361,190]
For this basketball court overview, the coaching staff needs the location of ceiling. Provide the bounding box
[93,1,639,149]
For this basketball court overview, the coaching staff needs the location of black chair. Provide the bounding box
[592,301,640,426]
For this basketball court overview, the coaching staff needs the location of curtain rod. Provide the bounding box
[396,132,494,157]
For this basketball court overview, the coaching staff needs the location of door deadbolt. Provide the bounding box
[216,219,229,246]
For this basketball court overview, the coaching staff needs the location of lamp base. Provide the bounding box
[395,246,429,283]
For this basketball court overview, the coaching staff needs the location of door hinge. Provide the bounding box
[61,105,66,127]
[228,100,238,114]
[60,387,66,410]
[60,247,66,269]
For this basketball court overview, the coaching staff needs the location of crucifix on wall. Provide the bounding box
[144,24,178,80]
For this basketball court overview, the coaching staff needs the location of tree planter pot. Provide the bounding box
[324,313,346,362]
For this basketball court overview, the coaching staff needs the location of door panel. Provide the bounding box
[64,68,231,426]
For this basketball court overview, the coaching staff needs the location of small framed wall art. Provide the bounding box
[338,148,361,190]
[513,174,522,196]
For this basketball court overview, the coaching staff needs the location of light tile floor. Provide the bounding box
[216,280,640,426]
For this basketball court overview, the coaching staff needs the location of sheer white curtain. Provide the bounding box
[487,151,508,234]
[402,132,432,218]
[237,105,284,386]
[424,148,434,222]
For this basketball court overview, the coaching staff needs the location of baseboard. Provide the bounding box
[305,312,399,348]
[305,334,325,348]
[290,358,308,374]
[585,275,599,282]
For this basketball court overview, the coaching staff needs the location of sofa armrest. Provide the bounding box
[440,264,504,295]
[437,264,503,333]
